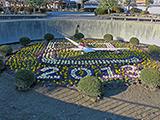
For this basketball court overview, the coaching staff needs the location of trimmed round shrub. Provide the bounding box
[74,33,85,40]
[40,8,47,13]
[0,45,13,56]
[95,8,107,15]
[44,33,54,42]
[129,37,139,45]
[19,37,31,46]
[148,45,160,55]
[103,34,113,42]
[140,68,160,88]
[15,69,36,91]
[0,59,4,72]
[77,76,102,98]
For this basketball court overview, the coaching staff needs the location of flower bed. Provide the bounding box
[6,42,46,72]
[5,40,157,87]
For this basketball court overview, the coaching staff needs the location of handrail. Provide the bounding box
[0,14,48,20]
[98,15,160,23]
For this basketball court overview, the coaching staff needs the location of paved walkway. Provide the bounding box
[1,72,160,120]
[37,86,160,120]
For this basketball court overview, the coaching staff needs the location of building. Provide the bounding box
[153,0,160,4]
[136,0,146,4]
[136,0,160,5]
[84,1,99,12]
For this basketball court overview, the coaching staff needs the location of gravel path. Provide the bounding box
[0,72,160,120]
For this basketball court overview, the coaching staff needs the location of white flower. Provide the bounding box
[71,68,92,79]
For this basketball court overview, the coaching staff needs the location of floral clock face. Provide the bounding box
[35,41,146,86]
[6,41,148,87]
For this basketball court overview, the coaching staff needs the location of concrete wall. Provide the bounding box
[0,19,61,44]
[0,19,160,46]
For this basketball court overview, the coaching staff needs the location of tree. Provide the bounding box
[81,0,89,9]
[27,0,46,13]
[145,0,154,12]
[99,0,118,14]
[124,0,136,11]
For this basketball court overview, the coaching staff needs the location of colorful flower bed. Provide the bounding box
[6,40,159,87]
[6,42,46,72]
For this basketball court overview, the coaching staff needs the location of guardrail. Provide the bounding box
[98,15,160,23]
[0,14,48,20]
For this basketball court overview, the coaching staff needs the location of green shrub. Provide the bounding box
[15,69,36,91]
[112,6,124,13]
[40,8,47,13]
[129,37,139,45]
[0,45,13,56]
[74,33,85,40]
[141,11,149,15]
[77,76,102,98]
[19,37,31,46]
[0,55,3,60]
[0,59,4,72]
[44,33,54,42]
[130,8,142,14]
[95,8,107,15]
[103,34,113,42]
[148,45,160,55]
[140,68,160,88]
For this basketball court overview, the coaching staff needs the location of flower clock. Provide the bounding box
[70,68,92,79]
[6,41,150,87]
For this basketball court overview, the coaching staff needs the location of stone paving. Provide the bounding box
[37,86,160,120]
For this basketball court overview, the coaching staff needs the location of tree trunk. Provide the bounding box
[33,8,36,14]
[128,5,130,11]
[108,9,110,14]
[145,5,149,12]
[81,0,84,9]
[38,7,41,13]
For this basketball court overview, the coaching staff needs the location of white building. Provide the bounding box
[153,0,160,5]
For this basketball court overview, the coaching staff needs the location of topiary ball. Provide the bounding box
[15,69,36,91]
[74,33,85,40]
[77,76,102,98]
[148,45,160,55]
[140,68,160,88]
[129,37,139,45]
[0,59,4,72]
[103,34,113,42]
[0,45,13,56]
[19,37,31,46]
[44,33,54,42]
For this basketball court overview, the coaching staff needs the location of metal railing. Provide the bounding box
[0,14,48,20]
[98,15,160,23]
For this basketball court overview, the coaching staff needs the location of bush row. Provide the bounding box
[95,7,149,15]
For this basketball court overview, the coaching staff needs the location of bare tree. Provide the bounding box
[125,0,136,11]
[145,0,154,11]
